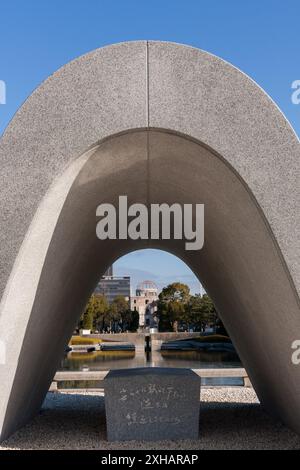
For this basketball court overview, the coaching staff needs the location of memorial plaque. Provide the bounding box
[104,367,201,441]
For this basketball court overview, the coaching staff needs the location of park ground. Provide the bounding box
[1,388,300,450]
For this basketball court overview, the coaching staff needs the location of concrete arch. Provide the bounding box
[0,41,299,440]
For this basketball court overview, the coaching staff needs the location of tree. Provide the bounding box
[185,293,218,332]
[111,295,128,332]
[157,282,190,332]
[78,294,109,332]
[108,295,139,332]
[81,294,98,330]
[93,294,109,331]
[200,294,218,327]
[105,302,121,332]
[79,294,140,333]
[112,295,129,316]
[128,309,139,332]
[159,282,190,303]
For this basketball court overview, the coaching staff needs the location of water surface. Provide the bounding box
[59,348,243,387]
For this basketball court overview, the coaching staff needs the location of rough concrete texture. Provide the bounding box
[148,42,300,289]
[0,41,299,440]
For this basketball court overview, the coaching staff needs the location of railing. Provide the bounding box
[49,368,251,392]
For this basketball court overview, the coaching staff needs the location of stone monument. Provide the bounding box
[104,367,201,441]
[0,41,300,440]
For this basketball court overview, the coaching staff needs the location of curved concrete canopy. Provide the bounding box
[0,41,299,440]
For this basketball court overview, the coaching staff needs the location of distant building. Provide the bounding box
[95,265,130,304]
[130,280,159,328]
[104,265,113,277]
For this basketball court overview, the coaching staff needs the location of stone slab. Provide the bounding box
[104,367,201,441]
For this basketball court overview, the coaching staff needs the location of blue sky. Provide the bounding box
[114,249,204,296]
[0,1,299,293]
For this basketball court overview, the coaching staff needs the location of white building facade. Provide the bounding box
[130,280,159,329]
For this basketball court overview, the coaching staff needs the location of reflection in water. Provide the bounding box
[61,351,136,370]
[59,346,243,388]
[160,350,240,364]
[60,348,241,371]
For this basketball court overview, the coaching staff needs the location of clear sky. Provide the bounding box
[0,1,299,293]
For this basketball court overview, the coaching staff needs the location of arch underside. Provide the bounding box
[1,129,300,439]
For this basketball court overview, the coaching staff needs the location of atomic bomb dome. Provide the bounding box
[136,280,158,297]
[131,281,159,328]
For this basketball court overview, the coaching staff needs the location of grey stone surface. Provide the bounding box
[148,41,300,293]
[0,41,299,441]
[104,368,201,441]
[0,41,148,299]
